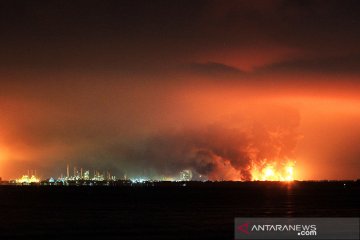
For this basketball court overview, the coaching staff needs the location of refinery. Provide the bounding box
[0,164,194,186]
[7,164,117,186]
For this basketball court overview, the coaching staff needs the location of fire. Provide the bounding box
[251,161,295,181]
[15,175,40,184]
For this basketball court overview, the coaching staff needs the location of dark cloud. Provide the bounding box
[0,0,359,75]
[255,54,360,75]
[185,62,244,76]
[182,54,360,80]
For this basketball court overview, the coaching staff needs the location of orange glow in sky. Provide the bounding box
[0,78,360,180]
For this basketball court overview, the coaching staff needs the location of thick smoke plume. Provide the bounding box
[125,109,301,180]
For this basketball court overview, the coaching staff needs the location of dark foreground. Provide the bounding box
[0,181,359,240]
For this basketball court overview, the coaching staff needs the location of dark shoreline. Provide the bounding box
[1,179,359,187]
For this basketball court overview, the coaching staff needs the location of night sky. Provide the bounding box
[0,0,359,180]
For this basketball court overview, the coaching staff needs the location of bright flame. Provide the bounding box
[15,175,40,184]
[251,161,295,181]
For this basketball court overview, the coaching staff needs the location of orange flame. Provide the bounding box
[251,160,295,181]
[15,175,40,184]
